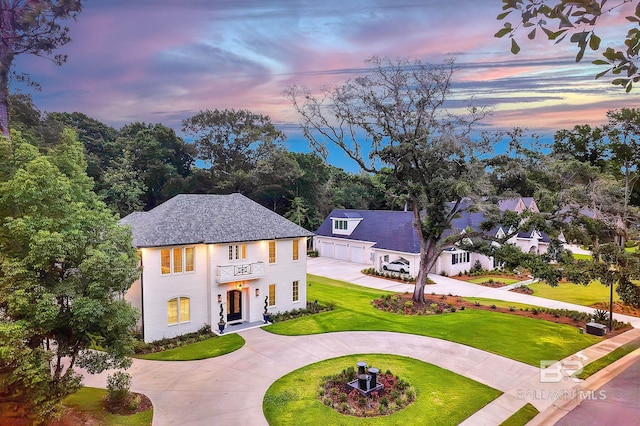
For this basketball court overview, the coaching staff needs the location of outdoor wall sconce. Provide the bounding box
[255,288,260,297]
[237,283,242,290]
[217,294,222,303]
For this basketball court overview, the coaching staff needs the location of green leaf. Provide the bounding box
[528,28,536,40]
[549,29,567,40]
[592,59,609,65]
[589,34,601,50]
[511,38,521,54]
[495,27,512,38]
[594,68,611,80]
[497,11,512,20]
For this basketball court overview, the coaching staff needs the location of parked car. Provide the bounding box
[382,259,410,274]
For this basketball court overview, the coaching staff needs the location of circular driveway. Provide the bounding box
[80,329,539,425]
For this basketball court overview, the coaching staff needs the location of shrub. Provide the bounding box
[509,306,516,312]
[490,304,497,309]
[339,393,348,403]
[106,371,132,405]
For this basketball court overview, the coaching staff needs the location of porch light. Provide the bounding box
[217,294,222,303]
[237,283,242,290]
[255,288,260,297]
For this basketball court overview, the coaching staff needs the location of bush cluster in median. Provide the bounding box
[319,366,415,417]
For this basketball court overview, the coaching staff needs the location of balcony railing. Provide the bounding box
[216,261,265,283]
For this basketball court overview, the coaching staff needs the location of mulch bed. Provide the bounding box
[510,286,533,295]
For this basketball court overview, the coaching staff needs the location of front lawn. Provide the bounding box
[265,275,599,366]
[263,354,501,425]
[528,281,620,307]
[136,333,245,361]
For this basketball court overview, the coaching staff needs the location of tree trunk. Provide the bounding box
[0,47,13,139]
[411,203,440,304]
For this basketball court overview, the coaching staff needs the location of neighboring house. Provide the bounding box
[314,197,551,277]
[120,193,314,343]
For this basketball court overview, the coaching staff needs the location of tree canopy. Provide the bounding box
[0,129,139,422]
[0,0,82,137]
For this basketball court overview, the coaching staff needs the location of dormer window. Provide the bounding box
[334,220,348,230]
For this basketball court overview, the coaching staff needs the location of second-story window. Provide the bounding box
[228,244,247,261]
[269,241,276,263]
[292,239,299,261]
[161,247,195,275]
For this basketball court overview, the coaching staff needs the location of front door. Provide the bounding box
[227,290,242,322]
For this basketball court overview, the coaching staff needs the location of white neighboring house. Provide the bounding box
[314,197,552,277]
[120,193,314,343]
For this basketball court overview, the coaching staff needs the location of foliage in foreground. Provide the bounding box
[0,130,140,422]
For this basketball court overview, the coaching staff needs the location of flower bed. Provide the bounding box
[319,366,415,417]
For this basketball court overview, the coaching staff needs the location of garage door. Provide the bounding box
[321,241,333,258]
[351,246,365,264]
[334,243,348,261]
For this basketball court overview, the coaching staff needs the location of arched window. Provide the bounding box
[167,297,191,325]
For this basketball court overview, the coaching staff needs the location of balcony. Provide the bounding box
[216,261,265,283]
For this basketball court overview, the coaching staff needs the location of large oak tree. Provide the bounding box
[288,56,496,303]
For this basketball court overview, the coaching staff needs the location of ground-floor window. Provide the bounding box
[451,252,469,265]
[292,280,299,302]
[268,284,276,306]
[167,297,190,325]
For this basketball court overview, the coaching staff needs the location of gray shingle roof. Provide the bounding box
[120,193,314,248]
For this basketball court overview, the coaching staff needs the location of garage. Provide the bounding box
[350,245,365,264]
[320,241,333,258]
[334,243,348,261]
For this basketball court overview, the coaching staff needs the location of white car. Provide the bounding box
[382,259,410,274]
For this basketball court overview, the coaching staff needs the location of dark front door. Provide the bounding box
[227,290,242,322]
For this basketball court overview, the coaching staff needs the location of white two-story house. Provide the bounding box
[120,193,314,342]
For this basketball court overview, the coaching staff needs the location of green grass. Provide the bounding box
[572,253,592,260]
[528,281,620,307]
[499,403,539,426]
[265,275,599,366]
[576,338,640,379]
[462,297,541,311]
[136,333,245,361]
[263,354,501,426]
[61,387,152,425]
[467,277,520,285]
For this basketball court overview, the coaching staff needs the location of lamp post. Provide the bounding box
[608,264,618,334]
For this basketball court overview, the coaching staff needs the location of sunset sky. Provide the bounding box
[11,0,639,166]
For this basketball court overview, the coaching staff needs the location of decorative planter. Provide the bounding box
[263,313,270,324]
[218,322,225,334]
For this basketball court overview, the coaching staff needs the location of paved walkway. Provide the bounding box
[76,257,640,425]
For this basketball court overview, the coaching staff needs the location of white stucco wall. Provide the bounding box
[128,238,309,342]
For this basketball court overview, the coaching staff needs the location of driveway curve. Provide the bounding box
[80,329,538,425]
